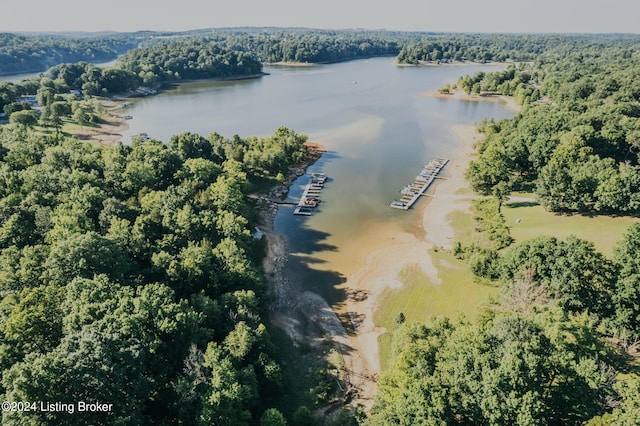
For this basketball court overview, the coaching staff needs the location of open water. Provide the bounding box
[114,57,515,303]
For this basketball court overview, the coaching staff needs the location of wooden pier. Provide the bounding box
[294,173,327,216]
[389,158,448,210]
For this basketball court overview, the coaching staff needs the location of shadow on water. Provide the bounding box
[158,82,180,93]
[305,150,340,172]
[286,225,347,308]
[276,149,351,309]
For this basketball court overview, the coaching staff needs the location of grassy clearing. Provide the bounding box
[377,333,394,373]
[503,198,639,258]
[374,191,639,373]
[375,250,498,371]
[448,209,475,243]
[375,207,498,371]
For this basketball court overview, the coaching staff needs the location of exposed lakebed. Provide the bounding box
[119,57,514,306]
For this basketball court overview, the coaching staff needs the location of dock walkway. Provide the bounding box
[294,173,327,216]
[389,158,448,210]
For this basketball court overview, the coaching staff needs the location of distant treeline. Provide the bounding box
[0,29,408,77]
[0,33,141,76]
[209,30,404,63]
[6,29,640,78]
[116,40,263,85]
[395,34,563,64]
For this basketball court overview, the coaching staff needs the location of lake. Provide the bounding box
[119,57,514,304]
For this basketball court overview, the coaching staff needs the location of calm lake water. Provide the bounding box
[119,57,514,304]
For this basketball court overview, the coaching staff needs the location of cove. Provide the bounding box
[119,57,514,305]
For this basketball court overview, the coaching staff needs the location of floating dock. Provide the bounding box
[294,173,327,215]
[389,158,448,210]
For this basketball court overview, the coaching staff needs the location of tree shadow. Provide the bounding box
[505,201,539,208]
[274,222,346,309]
[343,311,366,334]
[346,289,370,303]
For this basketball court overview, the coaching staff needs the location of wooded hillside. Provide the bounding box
[0,126,311,425]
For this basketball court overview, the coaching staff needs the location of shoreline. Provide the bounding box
[264,61,318,67]
[68,99,130,146]
[265,54,398,68]
[396,59,511,68]
[258,141,384,412]
[339,123,485,409]
[68,74,269,146]
[259,141,326,308]
[257,141,325,233]
[424,86,523,114]
[159,72,269,85]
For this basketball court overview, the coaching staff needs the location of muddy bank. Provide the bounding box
[258,141,382,412]
[258,141,326,303]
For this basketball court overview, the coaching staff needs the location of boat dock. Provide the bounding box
[389,158,449,210]
[294,173,327,216]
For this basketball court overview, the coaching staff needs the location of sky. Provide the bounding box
[1,0,638,34]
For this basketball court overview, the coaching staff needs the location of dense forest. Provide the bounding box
[0,125,320,424]
[116,40,263,85]
[395,34,555,64]
[207,30,403,63]
[464,37,640,213]
[0,33,142,76]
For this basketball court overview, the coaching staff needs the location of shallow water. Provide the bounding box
[117,57,514,304]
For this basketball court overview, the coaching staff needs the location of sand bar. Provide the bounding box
[425,86,523,114]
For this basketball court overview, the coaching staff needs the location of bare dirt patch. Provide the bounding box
[66,100,129,145]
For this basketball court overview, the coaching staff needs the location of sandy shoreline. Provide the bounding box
[66,99,130,145]
[340,123,484,409]
[262,123,491,412]
[424,86,522,114]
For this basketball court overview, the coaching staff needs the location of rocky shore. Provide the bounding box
[258,142,325,310]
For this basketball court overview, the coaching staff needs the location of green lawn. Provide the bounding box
[448,209,475,244]
[374,194,639,372]
[374,250,499,371]
[503,199,639,258]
